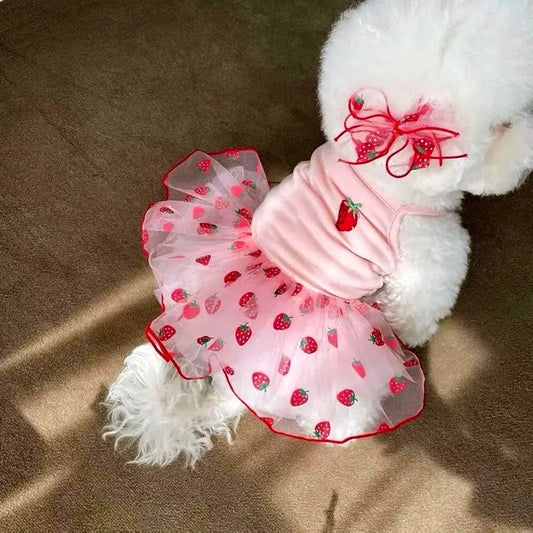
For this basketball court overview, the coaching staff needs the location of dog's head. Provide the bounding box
[319,0,532,199]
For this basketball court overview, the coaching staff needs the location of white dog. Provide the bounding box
[104,0,532,467]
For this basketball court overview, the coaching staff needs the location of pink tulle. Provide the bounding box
[142,148,424,443]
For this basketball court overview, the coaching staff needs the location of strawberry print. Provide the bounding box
[230,240,246,251]
[194,185,210,195]
[183,301,200,319]
[215,196,230,210]
[239,292,256,308]
[300,336,318,354]
[356,141,378,163]
[273,313,292,330]
[241,178,256,188]
[197,335,212,346]
[369,328,385,346]
[337,389,357,406]
[403,358,419,367]
[244,304,258,320]
[224,270,241,286]
[159,206,174,214]
[162,222,174,232]
[234,217,249,229]
[171,288,189,303]
[327,328,338,348]
[290,388,309,407]
[247,249,262,258]
[252,372,270,391]
[191,205,205,219]
[197,223,218,235]
[225,149,239,160]
[235,208,252,222]
[335,198,362,231]
[291,283,303,296]
[278,355,291,375]
[196,160,211,173]
[314,421,331,440]
[274,283,287,297]
[260,416,274,425]
[158,325,176,341]
[204,294,221,315]
[300,296,314,315]
[384,336,400,349]
[223,365,234,376]
[263,266,281,278]
[317,294,330,308]
[371,301,382,311]
[412,137,435,170]
[230,184,243,197]
[183,193,195,202]
[389,376,407,394]
[351,359,366,378]
[376,422,391,433]
[208,338,224,351]
[235,323,252,345]
[352,93,364,111]
[195,254,211,266]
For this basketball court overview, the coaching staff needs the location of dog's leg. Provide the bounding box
[103,344,244,468]
[376,213,470,347]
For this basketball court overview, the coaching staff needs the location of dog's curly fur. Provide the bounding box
[104,0,532,467]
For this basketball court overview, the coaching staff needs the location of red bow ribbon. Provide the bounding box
[334,88,468,178]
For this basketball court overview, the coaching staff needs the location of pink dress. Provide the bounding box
[142,142,440,443]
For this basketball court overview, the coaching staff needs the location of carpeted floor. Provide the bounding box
[1,1,531,531]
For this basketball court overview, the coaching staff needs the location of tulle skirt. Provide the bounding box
[142,148,424,443]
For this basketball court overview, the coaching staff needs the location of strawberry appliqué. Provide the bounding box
[335,198,362,231]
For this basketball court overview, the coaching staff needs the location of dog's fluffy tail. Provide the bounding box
[103,344,244,468]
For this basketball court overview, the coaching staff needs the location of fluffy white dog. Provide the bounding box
[104,0,532,467]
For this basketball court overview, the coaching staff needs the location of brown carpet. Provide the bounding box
[1,0,532,531]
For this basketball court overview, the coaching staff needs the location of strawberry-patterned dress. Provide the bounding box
[142,141,441,443]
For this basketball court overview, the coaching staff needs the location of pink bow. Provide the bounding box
[334,88,468,178]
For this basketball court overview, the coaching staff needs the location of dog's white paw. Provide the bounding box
[103,344,244,468]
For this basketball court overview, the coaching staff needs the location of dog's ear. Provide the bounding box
[460,113,532,196]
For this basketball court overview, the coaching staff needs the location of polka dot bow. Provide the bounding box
[334,88,468,178]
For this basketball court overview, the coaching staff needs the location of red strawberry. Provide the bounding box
[351,359,366,378]
[194,185,210,195]
[403,358,419,367]
[225,149,240,160]
[335,198,362,231]
[215,196,230,210]
[241,179,256,188]
[183,301,200,319]
[244,304,258,319]
[356,141,378,163]
[208,338,224,351]
[235,208,252,222]
[300,296,314,315]
[159,206,174,214]
[300,336,318,354]
[327,328,338,348]
[224,270,241,286]
[337,389,357,406]
[247,249,262,258]
[278,355,291,375]
[376,422,391,433]
[273,313,292,330]
[171,288,189,303]
[314,421,331,440]
[352,93,364,111]
[291,283,303,296]
[252,372,270,391]
[223,365,234,376]
[197,222,218,235]
[230,240,246,251]
[196,160,211,173]
[204,294,221,315]
[389,376,407,394]
[369,328,385,346]
[371,301,382,311]
[239,292,256,308]
[195,254,211,265]
[290,388,309,406]
[157,325,176,341]
[197,335,212,346]
[317,294,330,308]
[411,138,435,171]
[183,193,195,202]
[260,416,274,425]
[263,266,281,278]
[235,323,252,345]
[274,283,288,297]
